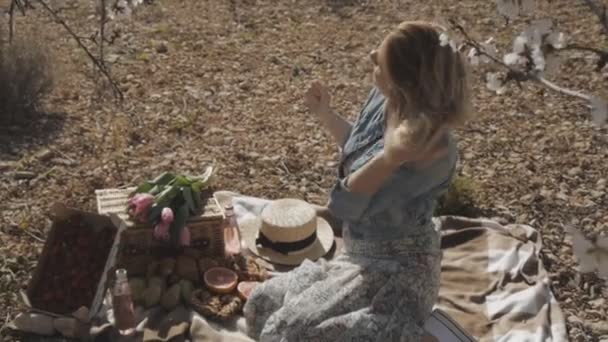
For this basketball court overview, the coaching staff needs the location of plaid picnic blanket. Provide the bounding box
[433,216,567,341]
[211,193,568,342]
[10,193,568,342]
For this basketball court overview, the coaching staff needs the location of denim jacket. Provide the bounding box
[328,87,458,249]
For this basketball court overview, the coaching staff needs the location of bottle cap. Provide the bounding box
[116,268,128,281]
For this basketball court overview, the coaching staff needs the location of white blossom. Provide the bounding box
[566,226,608,279]
[513,35,528,54]
[567,226,598,273]
[449,36,464,53]
[590,96,608,125]
[531,47,545,71]
[486,72,506,94]
[480,38,498,63]
[105,0,143,19]
[523,19,554,48]
[504,52,526,66]
[467,48,480,66]
[439,32,450,47]
[546,32,566,49]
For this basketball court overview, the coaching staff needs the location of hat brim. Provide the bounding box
[241,216,335,266]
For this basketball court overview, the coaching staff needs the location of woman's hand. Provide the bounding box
[382,111,448,168]
[304,81,331,117]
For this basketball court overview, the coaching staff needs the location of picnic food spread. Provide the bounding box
[203,267,239,294]
[14,168,333,339]
[236,281,259,301]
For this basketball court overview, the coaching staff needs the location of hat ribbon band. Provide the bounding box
[255,231,317,255]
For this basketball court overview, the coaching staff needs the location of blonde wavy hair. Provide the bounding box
[382,21,472,145]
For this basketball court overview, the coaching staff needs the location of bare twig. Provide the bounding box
[21,227,45,243]
[557,44,608,71]
[8,0,16,43]
[99,0,107,67]
[279,160,291,175]
[581,0,608,36]
[537,77,591,101]
[12,0,30,16]
[34,0,124,101]
[7,0,34,43]
[558,44,608,57]
[0,312,11,335]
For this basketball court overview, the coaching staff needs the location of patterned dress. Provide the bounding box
[243,87,458,342]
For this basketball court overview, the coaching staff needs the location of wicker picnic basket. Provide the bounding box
[95,187,225,276]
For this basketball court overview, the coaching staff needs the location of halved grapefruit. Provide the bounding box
[203,267,238,294]
[237,281,259,301]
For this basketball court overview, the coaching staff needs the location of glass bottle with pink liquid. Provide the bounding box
[112,268,136,336]
[222,204,242,257]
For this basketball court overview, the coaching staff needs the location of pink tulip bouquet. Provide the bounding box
[126,167,214,247]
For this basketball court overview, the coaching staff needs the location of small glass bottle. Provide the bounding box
[112,269,136,336]
[222,204,242,257]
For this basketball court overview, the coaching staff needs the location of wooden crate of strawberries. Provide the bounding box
[25,203,124,319]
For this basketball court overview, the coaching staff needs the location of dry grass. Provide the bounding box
[0,28,54,124]
[436,175,481,217]
[0,0,607,340]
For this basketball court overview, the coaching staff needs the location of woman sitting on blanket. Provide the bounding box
[244,21,471,341]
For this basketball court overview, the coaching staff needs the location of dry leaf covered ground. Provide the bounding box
[1,0,607,340]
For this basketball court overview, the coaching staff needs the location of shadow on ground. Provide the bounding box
[0,111,66,158]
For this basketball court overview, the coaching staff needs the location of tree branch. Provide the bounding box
[557,44,608,71]
[100,0,107,66]
[536,77,591,101]
[450,19,593,103]
[9,0,16,43]
[35,0,123,101]
[450,20,531,82]
[558,44,607,57]
[581,0,608,36]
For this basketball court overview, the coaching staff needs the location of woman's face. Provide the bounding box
[370,38,391,95]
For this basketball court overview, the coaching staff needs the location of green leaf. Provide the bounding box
[172,175,192,187]
[155,185,179,208]
[192,190,202,213]
[191,181,204,193]
[149,184,163,196]
[134,181,154,194]
[182,187,196,215]
[151,172,176,186]
[148,203,164,225]
[191,180,210,193]
[170,204,188,246]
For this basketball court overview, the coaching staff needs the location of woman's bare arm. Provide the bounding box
[304,82,352,147]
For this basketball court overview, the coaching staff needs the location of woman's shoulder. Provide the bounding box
[393,132,458,191]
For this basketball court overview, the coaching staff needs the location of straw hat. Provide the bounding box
[241,199,334,266]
